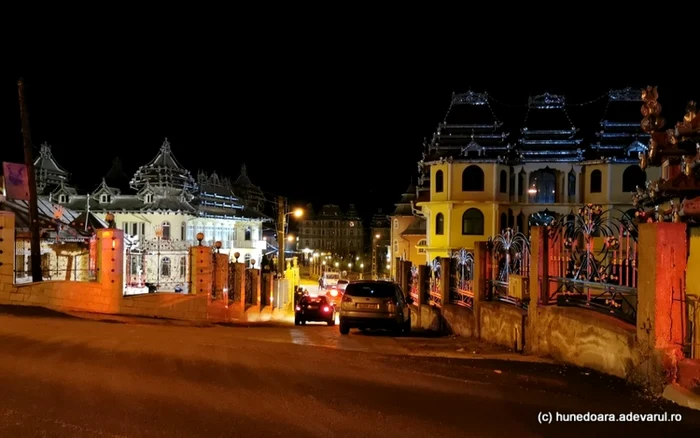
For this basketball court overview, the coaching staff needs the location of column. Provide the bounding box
[473,241,488,339]
[231,262,245,307]
[439,257,451,306]
[564,171,570,203]
[636,223,687,351]
[523,171,531,203]
[0,212,16,294]
[96,228,124,313]
[247,268,261,309]
[189,245,213,295]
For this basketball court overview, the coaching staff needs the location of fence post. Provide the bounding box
[440,257,450,306]
[473,241,488,339]
[417,264,428,307]
[526,226,545,353]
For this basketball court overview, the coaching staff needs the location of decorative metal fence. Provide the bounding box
[486,228,530,308]
[545,204,639,325]
[450,248,474,309]
[409,265,419,303]
[427,257,441,308]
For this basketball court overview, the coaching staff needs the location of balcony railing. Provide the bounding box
[186,239,266,250]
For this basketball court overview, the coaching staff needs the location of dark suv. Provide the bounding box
[338,280,413,335]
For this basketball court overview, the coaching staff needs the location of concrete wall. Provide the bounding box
[527,304,637,379]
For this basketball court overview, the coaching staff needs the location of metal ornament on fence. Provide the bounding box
[428,257,441,307]
[546,203,639,324]
[409,265,419,302]
[487,228,530,282]
[450,248,475,309]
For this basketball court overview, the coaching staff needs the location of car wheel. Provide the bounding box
[301,319,306,325]
[294,317,300,326]
[339,320,349,335]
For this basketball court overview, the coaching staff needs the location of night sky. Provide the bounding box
[3,36,698,220]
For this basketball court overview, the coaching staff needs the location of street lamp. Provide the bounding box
[277,201,304,277]
[155,225,163,289]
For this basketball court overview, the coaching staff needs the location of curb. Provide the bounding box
[663,384,700,411]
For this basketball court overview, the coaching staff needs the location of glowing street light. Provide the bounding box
[348,263,352,268]
[287,235,295,242]
[334,262,339,267]
[293,208,303,218]
[375,234,380,239]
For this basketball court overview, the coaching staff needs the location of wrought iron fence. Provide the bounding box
[427,257,441,308]
[450,248,474,309]
[545,204,639,325]
[409,265,419,303]
[486,228,530,308]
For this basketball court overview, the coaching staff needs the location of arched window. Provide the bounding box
[99,194,111,203]
[58,194,67,203]
[244,253,252,268]
[622,165,646,193]
[181,223,186,240]
[394,219,399,229]
[244,227,251,240]
[161,221,171,240]
[145,193,153,203]
[528,168,556,204]
[179,257,186,277]
[499,170,507,193]
[161,257,171,277]
[462,208,484,235]
[417,239,427,254]
[435,213,444,235]
[435,170,444,193]
[393,240,398,253]
[462,165,484,191]
[500,213,507,232]
[590,169,602,193]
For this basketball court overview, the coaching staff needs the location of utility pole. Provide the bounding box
[17,78,42,282]
[277,196,286,277]
[371,237,378,280]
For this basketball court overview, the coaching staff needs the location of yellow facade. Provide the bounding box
[417,160,660,264]
[389,215,426,277]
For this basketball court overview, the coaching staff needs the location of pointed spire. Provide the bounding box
[241,163,247,176]
[40,142,52,158]
[161,137,171,152]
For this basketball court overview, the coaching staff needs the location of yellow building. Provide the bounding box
[415,88,660,263]
[388,182,426,277]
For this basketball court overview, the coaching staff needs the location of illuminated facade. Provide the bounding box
[388,182,426,278]
[416,88,660,263]
[36,139,269,292]
[297,204,365,256]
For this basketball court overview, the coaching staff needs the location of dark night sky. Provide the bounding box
[2,29,698,219]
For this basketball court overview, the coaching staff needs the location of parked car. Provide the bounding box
[295,295,336,326]
[338,280,413,335]
[320,271,341,289]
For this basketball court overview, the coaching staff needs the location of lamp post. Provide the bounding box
[372,233,380,279]
[155,225,163,289]
[276,196,303,278]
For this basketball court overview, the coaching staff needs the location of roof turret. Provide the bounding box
[592,87,650,162]
[34,142,72,194]
[129,138,197,196]
[518,93,583,162]
[232,163,266,211]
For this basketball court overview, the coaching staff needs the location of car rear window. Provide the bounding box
[303,296,327,304]
[345,283,395,298]
[338,280,349,284]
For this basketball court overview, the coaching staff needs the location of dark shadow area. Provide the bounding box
[0,305,78,319]
[96,319,126,324]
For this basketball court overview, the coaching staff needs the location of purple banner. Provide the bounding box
[2,162,30,201]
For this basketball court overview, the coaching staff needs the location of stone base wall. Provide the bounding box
[0,280,119,314]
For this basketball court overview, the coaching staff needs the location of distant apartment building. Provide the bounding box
[297,204,365,256]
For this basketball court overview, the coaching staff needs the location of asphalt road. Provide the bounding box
[1,307,699,437]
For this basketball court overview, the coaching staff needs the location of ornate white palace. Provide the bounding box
[37,139,270,293]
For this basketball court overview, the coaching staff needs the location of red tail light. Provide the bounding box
[323,306,330,312]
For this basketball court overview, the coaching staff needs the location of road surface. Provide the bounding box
[0,306,699,437]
